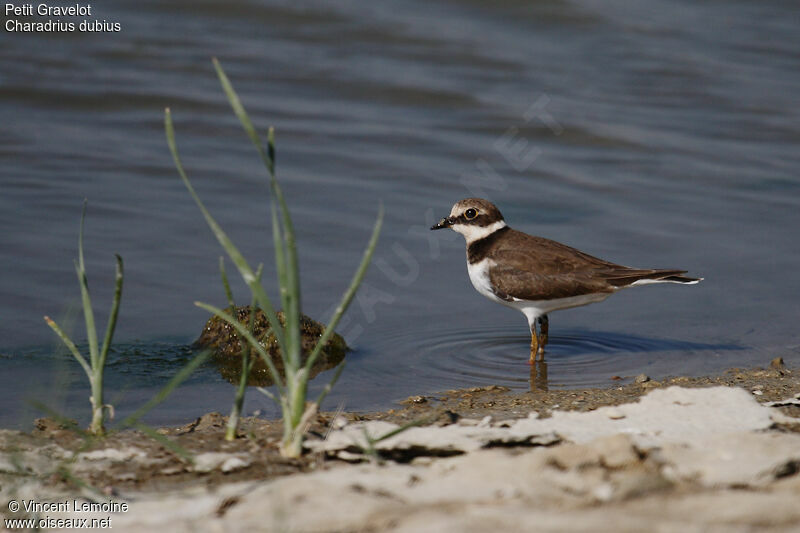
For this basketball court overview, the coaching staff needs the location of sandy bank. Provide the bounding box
[2,361,799,531]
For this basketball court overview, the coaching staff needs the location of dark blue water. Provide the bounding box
[2,0,799,428]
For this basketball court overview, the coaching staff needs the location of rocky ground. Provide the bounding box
[2,359,800,531]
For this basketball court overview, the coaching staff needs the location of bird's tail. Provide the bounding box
[604,269,702,288]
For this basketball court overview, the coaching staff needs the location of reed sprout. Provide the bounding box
[166,58,382,456]
[43,201,123,436]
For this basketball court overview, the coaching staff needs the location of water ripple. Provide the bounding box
[375,324,741,391]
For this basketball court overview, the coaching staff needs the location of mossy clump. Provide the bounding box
[195,306,348,386]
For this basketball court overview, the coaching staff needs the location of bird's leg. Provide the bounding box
[529,322,539,364]
[537,315,549,359]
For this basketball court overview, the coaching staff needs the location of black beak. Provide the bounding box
[430,216,455,230]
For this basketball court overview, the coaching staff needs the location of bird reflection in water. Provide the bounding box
[529,359,548,392]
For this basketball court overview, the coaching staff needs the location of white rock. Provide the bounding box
[605,408,626,420]
[764,397,800,407]
[193,452,250,474]
[509,386,777,447]
[310,387,777,457]
[221,456,251,473]
[306,420,559,455]
[79,447,146,462]
[659,432,800,487]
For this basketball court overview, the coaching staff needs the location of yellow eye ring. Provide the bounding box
[464,208,478,220]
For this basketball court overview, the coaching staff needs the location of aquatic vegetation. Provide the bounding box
[39,208,210,442]
[165,58,383,456]
[196,305,348,387]
[43,202,123,436]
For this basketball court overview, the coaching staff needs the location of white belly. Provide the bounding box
[466,259,614,327]
[507,292,612,327]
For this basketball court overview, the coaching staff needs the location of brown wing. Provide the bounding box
[488,264,613,301]
[485,230,695,301]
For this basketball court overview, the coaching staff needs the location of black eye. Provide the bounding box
[464,208,478,220]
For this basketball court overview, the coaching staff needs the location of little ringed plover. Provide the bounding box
[431,198,701,362]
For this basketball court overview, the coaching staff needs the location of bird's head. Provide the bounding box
[431,198,507,243]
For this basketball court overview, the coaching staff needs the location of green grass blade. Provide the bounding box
[164,107,287,357]
[288,367,309,426]
[219,256,235,308]
[233,263,262,401]
[194,302,286,392]
[372,416,432,444]
[118,349,211,429]
[98,254,124,368]
[305,205,383,371]
[213,61,288,221]
[267,130,301,370]
[76,201,99,367]
[256,385,278,403]
[267,127,276,179]
[271,201,288,317]
[238,289,259,388]
[270,199,301,375]
[314,361,345,408]
[43,316,92,381]
[212,60,301,369]
[212,58,272,178]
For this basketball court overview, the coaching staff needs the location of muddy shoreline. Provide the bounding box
[3,359,800,531]
[3,360,799,491]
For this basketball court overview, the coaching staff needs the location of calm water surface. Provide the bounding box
[1,0,799,428]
